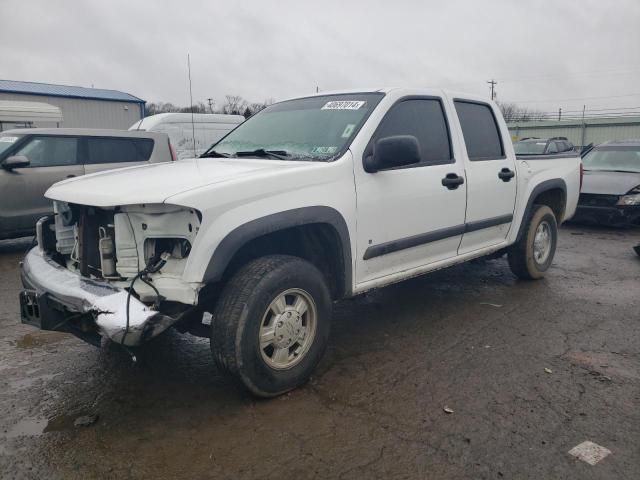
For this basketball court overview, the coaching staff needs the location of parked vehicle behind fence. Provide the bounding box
[514,137,575,155]
[0,128,174,239]
[20,88,581,397]
[130,113,245,159]
[573,139,640,226]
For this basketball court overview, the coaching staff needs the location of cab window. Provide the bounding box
[370,98,453,167]
[454,100,504,161]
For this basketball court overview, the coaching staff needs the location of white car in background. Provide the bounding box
[130,113,244,159]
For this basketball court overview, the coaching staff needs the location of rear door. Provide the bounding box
[452,99,517,254]
[83,136,155,174]
[1,135,83,235]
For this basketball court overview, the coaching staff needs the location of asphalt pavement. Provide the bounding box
[0,225,639,479]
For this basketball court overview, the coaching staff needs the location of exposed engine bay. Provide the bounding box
[22,201,206,347]
[41,201,203,306]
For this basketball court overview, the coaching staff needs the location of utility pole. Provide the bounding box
[558,107,562,121]
[580,105,587,148]
[316,86,319,93]
[487,79,497,100]
[207,98,215,113]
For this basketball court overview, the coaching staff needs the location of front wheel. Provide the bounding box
[210,255,331,397]
[508,205,558,280]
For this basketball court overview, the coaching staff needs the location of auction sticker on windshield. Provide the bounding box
[321,101,366,110]
[0,137,19,143]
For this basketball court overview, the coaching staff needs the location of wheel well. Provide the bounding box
[221,223,348,300]
[533,188,565,222]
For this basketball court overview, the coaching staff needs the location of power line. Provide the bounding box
[504,92,640,104]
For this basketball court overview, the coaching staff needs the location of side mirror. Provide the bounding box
[364,135,421,173]
[1,155,30,170]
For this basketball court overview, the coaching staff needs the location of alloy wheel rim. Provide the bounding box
[533,221,552,264]
[259,288,317,370]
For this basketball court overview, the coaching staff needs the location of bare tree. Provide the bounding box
[497,101,545,123]
[146,96,275,118]
[222,95,248,115]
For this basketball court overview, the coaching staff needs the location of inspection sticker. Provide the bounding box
[342,124,356,138]
[0,136,18,143]
[322,100,366,110]
[311,146,337,154]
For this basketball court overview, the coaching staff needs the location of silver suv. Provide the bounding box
[0,128,175,240]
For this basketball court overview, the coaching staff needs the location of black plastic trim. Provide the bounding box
[363,213,515,261]
[203,206,353,296]
[363,224,465,260]
[464,214,513,233]
[515,179,567,241]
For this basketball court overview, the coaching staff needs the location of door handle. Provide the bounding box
[498,168,515,182]
[66,174,76,178]
[441,173,464,190]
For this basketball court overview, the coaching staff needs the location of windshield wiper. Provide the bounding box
[200,150,232,158]
[235,149,289,160]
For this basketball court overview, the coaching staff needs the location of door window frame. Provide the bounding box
[363,95,455,172]
[453,99,506,161]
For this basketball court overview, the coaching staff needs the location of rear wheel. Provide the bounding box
[508,205,558,280]
[210,255,331,397]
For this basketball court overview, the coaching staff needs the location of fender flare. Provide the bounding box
[202,206,353,296]
[515,178,567,242]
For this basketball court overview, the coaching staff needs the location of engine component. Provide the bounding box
[98,227,117,278]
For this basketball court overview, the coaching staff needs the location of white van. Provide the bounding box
[130,113,244,159]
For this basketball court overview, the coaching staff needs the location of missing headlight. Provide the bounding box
[144,238,192,262]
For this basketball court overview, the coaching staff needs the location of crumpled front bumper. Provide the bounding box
[573,204,640,226]
[20,247,179,347]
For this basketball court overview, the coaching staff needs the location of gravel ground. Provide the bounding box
[0,225,639,479]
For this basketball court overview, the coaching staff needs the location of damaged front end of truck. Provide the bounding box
[20,201,205,347]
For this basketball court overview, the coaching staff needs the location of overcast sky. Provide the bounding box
[1,0,639,116]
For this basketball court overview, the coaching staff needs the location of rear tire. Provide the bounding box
[211,255,331,397]
[508,205,558,280]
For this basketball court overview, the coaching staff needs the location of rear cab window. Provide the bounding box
[368,97,453,168]
[86,137,154,164]
[454,100,505,161]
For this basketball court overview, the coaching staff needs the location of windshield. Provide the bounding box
[582,146,640,173]
[0,134,22,156]
[514,141,547,154]
[205,93,384,161]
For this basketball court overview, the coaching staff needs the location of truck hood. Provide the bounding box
[581,170,640,195]
[46,158,315,207]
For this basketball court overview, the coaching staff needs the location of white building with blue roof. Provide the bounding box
[0,79,145,130]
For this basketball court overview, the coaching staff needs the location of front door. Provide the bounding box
[353,97,467,286]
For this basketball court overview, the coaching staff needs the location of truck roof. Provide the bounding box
[284,87,494,104]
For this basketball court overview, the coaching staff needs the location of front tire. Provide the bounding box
[508,205,558,280]
[211,255,331,397]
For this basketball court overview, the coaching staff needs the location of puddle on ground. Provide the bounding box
[9,372,62,391]
[2,418,47,438]
[2,413,90,439]
[15,332,67,349]
[564,351,640,380]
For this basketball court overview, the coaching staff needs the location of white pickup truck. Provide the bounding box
[20,88,581,396]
